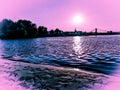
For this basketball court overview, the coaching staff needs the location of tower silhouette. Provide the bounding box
[95,28,97,34]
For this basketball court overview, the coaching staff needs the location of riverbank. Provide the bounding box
[0,59,109,90]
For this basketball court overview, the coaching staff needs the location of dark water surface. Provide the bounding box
[0,35,120,75]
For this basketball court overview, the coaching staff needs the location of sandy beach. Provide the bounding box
[0,59,109,90]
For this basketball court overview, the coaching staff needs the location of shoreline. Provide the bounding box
[0,59,109,90]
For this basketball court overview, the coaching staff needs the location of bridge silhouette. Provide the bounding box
[90,28,111,33]
[85,28,120,35]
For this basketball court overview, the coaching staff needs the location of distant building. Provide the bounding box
[74,28,83,35]
[64,28,83,36]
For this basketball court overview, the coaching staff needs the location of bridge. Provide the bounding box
[90,28,112,34]
[86,28,120,35]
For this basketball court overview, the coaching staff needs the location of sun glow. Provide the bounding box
[72,14,84,25]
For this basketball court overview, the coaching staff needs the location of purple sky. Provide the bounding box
[0,0,120,31]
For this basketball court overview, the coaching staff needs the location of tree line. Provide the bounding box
[0,19,64,39]
[0,19,119,39]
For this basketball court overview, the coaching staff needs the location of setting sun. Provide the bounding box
[72,14,84,25]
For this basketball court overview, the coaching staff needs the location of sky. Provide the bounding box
[0,0,120,31]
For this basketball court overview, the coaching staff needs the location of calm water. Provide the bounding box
[0,35,120,75]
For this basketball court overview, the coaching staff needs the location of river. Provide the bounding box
[0,35,120,90]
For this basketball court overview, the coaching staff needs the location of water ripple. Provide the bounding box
[0,35,120,75]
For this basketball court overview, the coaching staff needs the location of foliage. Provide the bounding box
[0,19,38,39]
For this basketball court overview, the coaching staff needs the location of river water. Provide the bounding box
[0,35,120,89]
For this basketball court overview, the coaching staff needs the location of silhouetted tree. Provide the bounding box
[0,19,16,38]
[0,19,38,39]
[49,30,55,36]
[107,31,113,34]
[15,21,27,38]
[54,28,63,36]
[16,20,37,38]
[37,26,48,37]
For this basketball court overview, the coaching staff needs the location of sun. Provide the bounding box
[72,14,84,25]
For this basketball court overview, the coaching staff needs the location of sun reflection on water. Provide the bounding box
[73,36,83,56]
